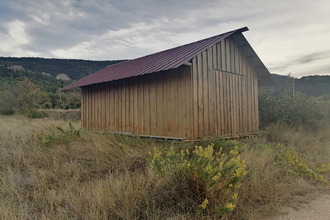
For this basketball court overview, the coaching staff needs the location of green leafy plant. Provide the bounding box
[40,120,81,146]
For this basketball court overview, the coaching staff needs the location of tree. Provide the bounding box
[13,77,49,112]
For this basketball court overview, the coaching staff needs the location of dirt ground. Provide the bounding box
[270,192,330,220]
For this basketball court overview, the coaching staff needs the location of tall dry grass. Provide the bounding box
[264,124,330,166]
[236,124,330,219]
[0,116,190,219]
[0,116,329,219]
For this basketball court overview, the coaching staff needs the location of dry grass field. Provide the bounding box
[0,116,329,219]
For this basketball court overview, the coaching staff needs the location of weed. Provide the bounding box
[39,120,81,146]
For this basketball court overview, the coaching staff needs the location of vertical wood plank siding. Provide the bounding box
[81,65,193,138]
[81,37,259,139]
[191,38,259,138]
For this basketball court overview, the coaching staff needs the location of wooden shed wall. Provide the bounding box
[81,37,260,139]
[191,37,259,138]
[81,66,193,138]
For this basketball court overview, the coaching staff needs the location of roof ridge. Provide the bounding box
[127,26,248,62]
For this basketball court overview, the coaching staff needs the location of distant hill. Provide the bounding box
[0,57,126,80]
[0,56,329,97]
[0,57,126,92]
[266,74,330,97]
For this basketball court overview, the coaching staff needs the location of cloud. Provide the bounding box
[294,52,330,65]
[0,0,330,77]
[268,51,330,78]
[50,18,193,59]
[271,51,330,70]
[47,0,261,59]
[0,20,39,56]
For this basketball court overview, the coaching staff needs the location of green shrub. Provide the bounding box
[148,144,247,216]
[0,89,15,115]
[259,90,324,128]
[39,121,81,146]
[25,109,47,118]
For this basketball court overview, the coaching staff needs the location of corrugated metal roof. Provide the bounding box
[60,27,272,91]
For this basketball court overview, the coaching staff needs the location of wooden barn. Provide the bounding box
[60,27,273,139]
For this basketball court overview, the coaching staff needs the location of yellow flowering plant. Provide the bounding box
[148,144,247,215]
[276,144,327,184]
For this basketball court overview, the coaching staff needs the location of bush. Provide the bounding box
[0,78,51,115]
[49,90,81,109]
[0,89,15,115]
[259,90,324,129]
[148,144,247,216]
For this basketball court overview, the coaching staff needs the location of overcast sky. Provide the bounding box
[0,0,329,78]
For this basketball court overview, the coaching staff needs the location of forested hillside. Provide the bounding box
[269,74,330,97]
[0,57,126,93]
[1,56,329,97]
[0,64,68,93]
[0,57,126,80]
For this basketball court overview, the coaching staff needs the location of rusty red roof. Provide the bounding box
[59,27,271,91]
